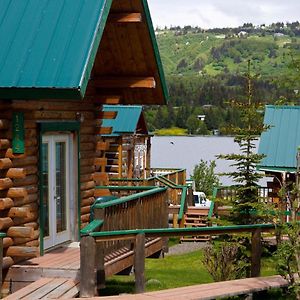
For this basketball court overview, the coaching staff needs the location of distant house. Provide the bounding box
[258,105,300,205]
[202,104,213,109]
[274,33,285,37]
[101,105,151,179]
[238,31,248,38]
[197,115,206,121]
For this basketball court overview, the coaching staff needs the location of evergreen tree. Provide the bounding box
[217,61,268,224]
[166,103,176,127]
[186,115,199,134]
[153,106,165,129]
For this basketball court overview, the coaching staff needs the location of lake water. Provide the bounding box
[151,136,266,186]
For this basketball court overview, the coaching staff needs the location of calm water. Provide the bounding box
[151,136,265,186]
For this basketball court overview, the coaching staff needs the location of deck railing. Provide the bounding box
[108,177,156,187]
[109,168,186,187]
[80,223,275,297]
[216,186,277,204]
[95,185,157,198]
[97,171,192,228]
[151,168,186,186]
[80,186,169,297]
[92,187,168,257]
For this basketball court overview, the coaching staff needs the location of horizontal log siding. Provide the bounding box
[0,100,100,268]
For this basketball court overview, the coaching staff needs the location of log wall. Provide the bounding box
[0,99,101,269]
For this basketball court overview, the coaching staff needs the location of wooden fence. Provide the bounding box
[109,168,186,187]
[216,186,277,204]
[80,223,275,297]
[150,168,186,186]
[92,187,168,256]
[81,187,169,296]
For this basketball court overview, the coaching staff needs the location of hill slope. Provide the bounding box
[145,25,300,135]
[156,30,298,78]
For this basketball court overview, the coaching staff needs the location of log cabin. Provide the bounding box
[257,105,300,213]
[0,0,168,270]
[101,105,151,179]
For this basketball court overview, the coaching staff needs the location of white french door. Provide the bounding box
[42,134,72,249]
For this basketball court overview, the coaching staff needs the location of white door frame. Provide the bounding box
[42,133,74,250]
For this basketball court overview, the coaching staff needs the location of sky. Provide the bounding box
[147,0,300,29]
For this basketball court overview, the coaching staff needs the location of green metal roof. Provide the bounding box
[102,105,146,137]
[0,0,112,99]
[257,105,300,172]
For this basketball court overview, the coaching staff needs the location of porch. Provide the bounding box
[2,169,187,297]
[4,237,163,297]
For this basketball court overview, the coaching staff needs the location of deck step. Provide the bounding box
[181,208,211,242]
[180,237,210,242]
[184,222,207,227]
[3,278,79,299]
[185,212,209,217]
[185,217,208,221]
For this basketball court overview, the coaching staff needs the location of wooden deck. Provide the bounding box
[3,278,79,299]
[3,238,163,296]
[79,275,288,300]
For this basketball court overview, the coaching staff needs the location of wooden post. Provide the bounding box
[134,233,145,294]
[251,228,262,277]
[179,215,185,228]
[80,236,97,297]
[94,208,106,290]
[96,242,105,290]
[162,193,169,254]
[118,141,123,177]
[173,213,178,228]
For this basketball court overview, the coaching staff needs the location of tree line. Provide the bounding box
[145,73,296,134]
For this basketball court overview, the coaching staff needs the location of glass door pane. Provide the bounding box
[55,141,67,233]
[42,134,72,250]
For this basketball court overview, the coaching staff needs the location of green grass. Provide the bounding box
[156,30,300,79]
[145,250,213,291]
[261,256,277,277]
[102,248,279,296]
[155,127,188,136]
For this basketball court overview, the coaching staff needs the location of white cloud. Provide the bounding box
[148,0,300,28]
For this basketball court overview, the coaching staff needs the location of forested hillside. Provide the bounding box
[145,22,300,135]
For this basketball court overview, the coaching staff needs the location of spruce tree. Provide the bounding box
[217,61,268,224]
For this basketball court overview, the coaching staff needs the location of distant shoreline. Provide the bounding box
[152,134,235,138]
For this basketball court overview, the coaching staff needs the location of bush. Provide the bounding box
[202,241,248,282]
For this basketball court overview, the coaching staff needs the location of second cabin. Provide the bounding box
[101,105,151,180]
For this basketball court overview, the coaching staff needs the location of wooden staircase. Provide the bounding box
[180,207,211,242]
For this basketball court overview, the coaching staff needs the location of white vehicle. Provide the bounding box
[193,191,211,208]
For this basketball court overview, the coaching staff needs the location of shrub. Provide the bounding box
[202,241,248,282]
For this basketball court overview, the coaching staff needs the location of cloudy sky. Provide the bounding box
[147,0,300,29]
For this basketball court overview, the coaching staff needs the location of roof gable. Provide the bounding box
[102,105,148,136]
[258,105,300,171]
[0,0,168,104]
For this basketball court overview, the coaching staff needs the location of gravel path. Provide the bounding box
[166,242,208,256]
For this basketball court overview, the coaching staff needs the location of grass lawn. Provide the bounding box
[101,248,278,296]
[154,127,188,136]
[145,250,213,291]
